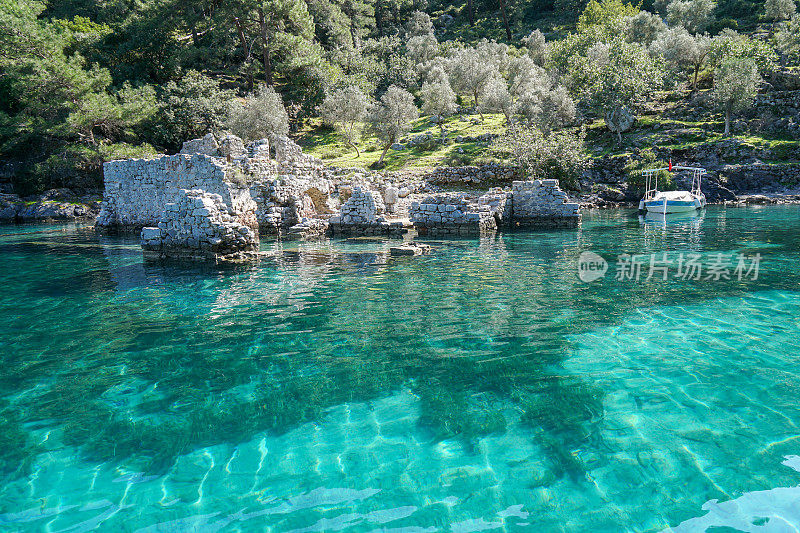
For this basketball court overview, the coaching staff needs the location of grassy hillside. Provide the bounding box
[298,86,800,173]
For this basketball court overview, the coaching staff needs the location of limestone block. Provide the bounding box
[180,133,219,156]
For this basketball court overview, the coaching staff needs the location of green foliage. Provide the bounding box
[227,84,290,141]
[651,28,711,90]
[666,0,717,33]
[577,0,639,36]
[0,0,792,188]
[714,56,761,134]
[776,15,800,65]
[150,70,233,149]
[420,75,458,131]
[708,29,778,76]
[626,10,667,46]
[492,125,590,189]
[564,36,664,139]
[0,0,158,191]
[765,0,797,22]
[624,148,674,191]
[318,85,368,155]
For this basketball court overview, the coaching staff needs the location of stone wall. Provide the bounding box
[328,186,406,236]
[97,154,256,231]
[720,163,800,192]
[97,134,332,234]
[477,188,512,226]
[410,193,497,236]
[423,163,521,185]
[253,175,333,234]
[140,189,258,260]
[511,180,580,225]
[337,185,385,223]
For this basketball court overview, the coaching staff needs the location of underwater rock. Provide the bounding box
[390,242,431,256]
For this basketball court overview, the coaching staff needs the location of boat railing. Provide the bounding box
[641,166,707,198]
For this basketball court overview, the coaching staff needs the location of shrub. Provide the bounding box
[492,125,590,190]
[227,85,290,142]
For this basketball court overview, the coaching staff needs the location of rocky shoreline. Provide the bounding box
[2,184,800,225]
[2,157,800,225]
[0,188,101,223]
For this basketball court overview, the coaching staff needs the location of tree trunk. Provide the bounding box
[467,0,475,26]
[724,106,731,136]
[616,128,622,145]
[187,6,200,47]
[474,91,483,119]
[378,141,391,165]
[350,140,361,158]
[257,8,273,85]
[233,17,250,62]
[692,64,700,92]
[498,0,512,40]
[375,1,383,35]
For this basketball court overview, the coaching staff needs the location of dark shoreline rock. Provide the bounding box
[0,188,101,223]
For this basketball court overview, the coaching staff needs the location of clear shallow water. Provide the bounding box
[1,206,800,532]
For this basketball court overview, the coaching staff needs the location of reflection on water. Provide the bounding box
[0,206,800,531]
[666,456,800,532]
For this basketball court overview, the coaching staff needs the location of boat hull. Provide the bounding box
[639,194,706,214]
[643,200,700,214]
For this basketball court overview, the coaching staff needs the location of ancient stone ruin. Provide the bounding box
[96,131,583,261]
[97,153,257,230]
[254,175,332,234]
[328,186,406,236]
[140,189,259,261]
[410,180,578,235]
[97,132,340,258]
[410,193,497,236]
[97,133,331,236]
[511,180,581,226]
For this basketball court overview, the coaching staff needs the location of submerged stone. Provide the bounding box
[389,242,431,256]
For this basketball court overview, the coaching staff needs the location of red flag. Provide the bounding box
[668,159,672,172]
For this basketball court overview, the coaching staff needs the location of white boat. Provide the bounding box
[638,166,707,214]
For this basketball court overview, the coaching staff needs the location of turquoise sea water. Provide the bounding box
[2,206,800,532]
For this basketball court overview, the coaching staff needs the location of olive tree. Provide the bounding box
[650,28,711,90]
[535,86,577,132]
[569,38,664,143]
[445,47,495,117]
[522,29,549,66]
[766,0,797,22]
[407,33,439,65]
[227,84,289,141]
[666,0,716,33]
[480,59,576,131]
[626,11,667,46]
[406,11,434,37]
[319,86,368,157]
[420,74,457,135]
[713,57,761,135]
[493,125,590,190]
[708,30,778,78]
[509,57,576,130]
[478,73,514,122]
[776,15,800,65]
[366,85,419,165]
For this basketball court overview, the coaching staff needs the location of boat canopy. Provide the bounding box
[641,165,707,200]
